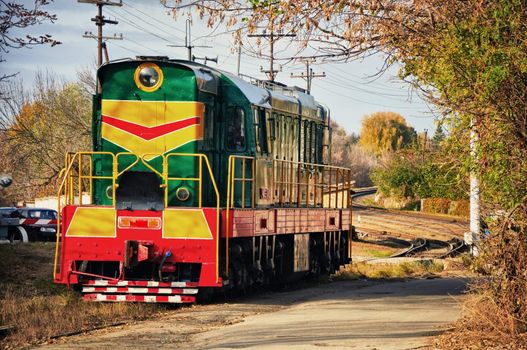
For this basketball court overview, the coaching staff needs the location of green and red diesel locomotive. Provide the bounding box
[53,57,353,303]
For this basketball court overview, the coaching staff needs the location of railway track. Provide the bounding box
[357,233,466,260]
[351,188,467,259]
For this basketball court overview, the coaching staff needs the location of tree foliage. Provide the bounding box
[359,112,416,156]
[371,147,468,200]
[330,121,375,187]
[0,72,91,203]
[163,2,527,343]
[0,1,59,81]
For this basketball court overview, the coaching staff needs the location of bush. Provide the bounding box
[420,198,469,217]
[370,149,468,202]
[422,198,451,214]
[449,200,470,217]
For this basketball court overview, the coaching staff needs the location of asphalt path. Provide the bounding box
[191,278,466,350]
[41,278,467,350]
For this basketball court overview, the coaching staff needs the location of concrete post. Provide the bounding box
[468,123,480,256]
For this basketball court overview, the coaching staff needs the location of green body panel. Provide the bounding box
[89,59,329,209]
[92,62,202,208]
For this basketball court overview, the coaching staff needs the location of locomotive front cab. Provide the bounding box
[94,60,209,208]
[53,59,223,302]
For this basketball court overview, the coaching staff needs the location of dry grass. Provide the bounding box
[334,260,444,280]
[435,221,527,350]
[0,243,161,349]
[436,292,527,350]
[351,241,397,258]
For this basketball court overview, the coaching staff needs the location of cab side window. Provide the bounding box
[254,108,268,154]
[226,107,246,151]
[204,105,215,150]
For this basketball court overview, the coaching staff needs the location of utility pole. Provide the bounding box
[290,59,325,94]
[79,0,123,67]
[237,41,242,76]
[168,19,211,61]
[248,29,295,81]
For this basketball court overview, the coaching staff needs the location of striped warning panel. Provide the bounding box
[83,293,196,303]
[83,280,198,288]
[81,286,199,295]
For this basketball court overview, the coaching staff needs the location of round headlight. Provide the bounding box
[139,67,159,87]
[134,63,163,92]
[106,185,113,199]
[176,187,190,201]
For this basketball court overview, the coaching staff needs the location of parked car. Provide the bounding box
[0,207,21,242]
[16,208,58,242]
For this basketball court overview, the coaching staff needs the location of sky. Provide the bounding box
[3,0,439,134]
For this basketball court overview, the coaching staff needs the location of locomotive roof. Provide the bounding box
[99,58,325,120]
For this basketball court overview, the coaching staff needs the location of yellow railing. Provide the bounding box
[272,159,353,209]
[225,156,256,277]
[54,152,116,280]
[54,152,221,284]
[224,155,353,276]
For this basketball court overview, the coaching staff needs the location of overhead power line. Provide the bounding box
[317,80,425,111]
[122,1,186,36]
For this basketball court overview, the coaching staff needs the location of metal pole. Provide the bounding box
[306,63,311,93]
[269,33,274,81]
[187,20,192,61]
[237,42,242,76]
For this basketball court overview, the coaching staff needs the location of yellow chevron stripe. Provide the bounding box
[101,100,205,127]
[102,123,202,156]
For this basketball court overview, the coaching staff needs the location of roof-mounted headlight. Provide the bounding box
[134,63,163,92]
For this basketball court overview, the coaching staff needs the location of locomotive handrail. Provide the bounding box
[115,153,140,179]
[225,156,353,276]
[54,151,116,280]
[165,152,221,283]
[54,151,222,284]
[139,154,165,179]
[201,155,221,283]
[272,158,353,209]
[224,155,353,277]
[225,155,256,278]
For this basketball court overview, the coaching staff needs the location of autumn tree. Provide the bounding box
[163,1,527,346]
[330,120,358,166]
[359,112,415,156]
[0,72,91,203]
[330,120,375,187]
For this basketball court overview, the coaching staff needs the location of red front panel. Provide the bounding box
[55,206,220,287]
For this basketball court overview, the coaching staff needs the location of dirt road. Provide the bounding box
[353,205,468,241]
[41,278,466,350]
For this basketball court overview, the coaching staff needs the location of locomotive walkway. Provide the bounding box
[40,278,467,350]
